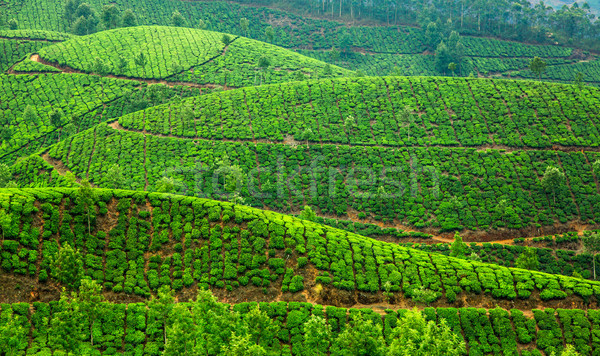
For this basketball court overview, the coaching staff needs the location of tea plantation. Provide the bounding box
[2,0,600,354]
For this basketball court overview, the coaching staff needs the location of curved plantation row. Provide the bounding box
[11,57,62,73]
[38,124,600,231]
[0,29,71,72]
[1,188,600,308]
[117,76,600,149]
[0,73,203,165]
[38,26,351,86]
[2,300,600,355]
[0,38,50,72]
[404,239,600,281]
[514,59,600,84]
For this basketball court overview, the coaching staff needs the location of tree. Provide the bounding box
[122,9,137,27]
[388,308,466,356]
[530,56,547,80]
[50,109,66,128]
[244,306,279,347]
[450,232,467,258]
[171,11,185,27]
[574,71,584,89]
[101,4,119,29]
[117,55,128,74]
[64,0,81,24]
[156,176,176,193]
[582,233,600,280]
[593,159,600,177]
[8,18,18,30]
[23,105,38,126]
[0,163,12,188]
[398,106,415,140]
[221,333,266,355]
[515,247,540,271]
[71,3,98,35]
[222,34,232,46]
[106,163,124,189]
[0,310,28,356]
[301,128,313,147]
[551,345,581,356]
[164,304,196,355]
[134,51,148,76]
[0,209,12,242]
[265,26,275,42]
[448,62,457,76]
[330,313,385,356]
[215,155,245,197]
[197,19,207,29]
[424,22,441,50]
[74,278,105,346]
[147,285,174,345]
[303,315,332,355]
[411,286,437,306]
[240,17,250,36]
[51,243,84,291]
[541,166,565,204]
[299,205,317,222]
[92,57,109,75]
[257,56,270,85]
[76,179,95,235]
[50,291,83,355]
[329,47,341,62]
[435,41,452,74]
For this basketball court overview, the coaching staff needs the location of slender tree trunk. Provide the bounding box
[594,254,597,280]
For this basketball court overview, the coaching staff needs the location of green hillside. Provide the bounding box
[37,26,352,86]
[0,73,202,165]
[1,188,599,307]
[15,76,600,234]
[2,301,599,355]
[115,76,600,148]
[1,1,596,84]
[0,30,72,72]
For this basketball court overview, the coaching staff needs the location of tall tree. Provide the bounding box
[582,233,600,280]
[450,232,467,258]
[240,17,250,36]
[76,179,95,235]
[0,310,28,356]
[101,4,120,29]
[50,243,84,291]
[134,51,147,76]
[530,57,547,80]
[388,308,466,355]
[330,313,385,356]
[515,247,540,270]
[106,163,124,189]
[398,106,415,140]
[303,315,332,355]
[541,166,565,204]
[171,11,185,27]
[147,285,175,345]
[74,278,105,346]
[121,9,137,27]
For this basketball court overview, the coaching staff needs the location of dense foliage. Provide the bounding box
[1,298,599,355]
[0,188,599,306]
[117,76,600,148]
[0,73,202,165]
[38,26,351,86]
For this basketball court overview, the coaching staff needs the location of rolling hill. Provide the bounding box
[14,76,600,237]
[36,26,352,86]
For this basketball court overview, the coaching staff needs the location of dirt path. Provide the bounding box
[108,119,600,154]
[28,54,234,90]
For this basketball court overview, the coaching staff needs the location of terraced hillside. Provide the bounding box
[1,0,597,84]
[36,26,352,87]
[1,188,599,308]
[0,29,72,72]
[16,76,600,236]
[0,73,203,165]
[2,301,600,355]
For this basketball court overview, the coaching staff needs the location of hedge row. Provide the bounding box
[2,301,600,355]
[117,76,600,148]
[0,73,202,165]
[1,188,600,306]
[42,123,600,231]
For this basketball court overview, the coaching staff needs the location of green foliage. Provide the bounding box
[530,57,548,80]
[388,308,466,356]
[299,206,317,222]
[331,313,385,356]
[303,315,332,355]
[516,247,540,271]
[51,242,84,291]
[0,309,28,356]
[450,232,467,259]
